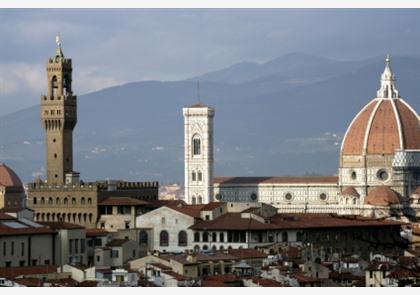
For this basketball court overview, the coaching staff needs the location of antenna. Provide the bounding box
[197,81,201,103]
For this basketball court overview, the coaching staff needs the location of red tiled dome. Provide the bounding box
[0,163,23,188]
[341,56,420,156]
[341,186,360,197]
[341,98,420,155]
[364,186,400,206]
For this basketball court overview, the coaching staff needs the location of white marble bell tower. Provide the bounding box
[183,103,215,204]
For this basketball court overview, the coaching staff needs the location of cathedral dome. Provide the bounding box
[0,163,23,189]
[341,56,420,156]
[364,186,400,206]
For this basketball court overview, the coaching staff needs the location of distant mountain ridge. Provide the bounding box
[0,53,419,184]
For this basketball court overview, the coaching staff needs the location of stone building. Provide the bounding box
[0,163,26,210]
[26,37,159,228]
[184,56,420,218]
[0,213,55,267]
[183,103,215,205]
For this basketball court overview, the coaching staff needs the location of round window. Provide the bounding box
[319,193,327,201]
[215,193,222,201]
[250,193,257,201]
[377,169,389,181]
[284,193,293,201]
[351,171,357,180]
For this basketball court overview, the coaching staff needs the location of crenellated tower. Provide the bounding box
[41,35,77,184]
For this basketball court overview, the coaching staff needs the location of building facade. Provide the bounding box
[184,56,420,218]
[183,103,215,205]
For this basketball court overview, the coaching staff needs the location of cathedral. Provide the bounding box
[183,56,420,219]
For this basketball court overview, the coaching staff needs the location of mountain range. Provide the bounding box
[0,52,419,184]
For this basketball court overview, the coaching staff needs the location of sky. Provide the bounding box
[0,9,419,115]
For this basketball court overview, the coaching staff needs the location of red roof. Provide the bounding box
[0,163,23,188]
[365,186,401,206]
[341,186,360,197]
[167,204,207,218]
[341,98,420,155]
[39,221,85,230]
[202,202,226,211]
[246,276,287,287]
[107,239,130,247]
[0,217,55,236]
[214,176,338,185]
[228,248,268,259]
[0,265,58,279]
[86,228,109,237]
[191,212,405,231]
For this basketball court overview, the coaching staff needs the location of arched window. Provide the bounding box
[33,197,37,205]
[72,198,76,205]
[192,136,201,156]
[88,214,92,223]
[46,213,50,221]
[192,171,196,182]
[203,245,208,250]
[219,245,224,250]
[192,196,197,204]
[203,231,209,242]
[198,196,203,204]
[282,232,288,242]
[194,245,200,252]
[87,198,92,205]
[48,197,53,205]
[178,231,188,246]
[296,232,303,242]
[81,197,85,205]
[212,232,217,242]
[83,213,87,223]
[63,74,71,95]
[51,76,58,96]
[194,232,200,242]
[198,171,203,182]
[219,232,224,242]
[160,230,169,247]
[64,197,68,205]
[41,198,45,205]
[56,197,60,205]
[139,231,148,245]
[353,198,357,205]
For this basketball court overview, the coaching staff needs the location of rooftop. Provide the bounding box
[214,176,338,185]
[98,197,150,206]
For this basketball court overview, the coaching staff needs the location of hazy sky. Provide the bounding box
[0,9,419,115]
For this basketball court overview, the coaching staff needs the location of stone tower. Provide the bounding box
[40,36,77,184]
[183,103,215,204]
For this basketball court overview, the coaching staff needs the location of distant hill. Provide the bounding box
[0,53,419,184]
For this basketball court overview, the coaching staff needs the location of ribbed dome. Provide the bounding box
[341,56,420,156]
[364,186,400,206]
[341,186,360,197]
[0,163,23,188]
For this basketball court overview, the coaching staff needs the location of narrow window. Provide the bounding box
[192,137,201,156]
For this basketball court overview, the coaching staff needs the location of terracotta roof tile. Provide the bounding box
[86,228,109,237]
[168,204,207,218]
[0,265,58,279]
[0,163,23,188]
[341,186,360,197]
[364,186,401,206]
[228,248,268,259]
[202,202,226,210]
[107,238,130,247]
[39,221,85,230]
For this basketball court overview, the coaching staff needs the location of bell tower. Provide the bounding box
[41,35,77,184]
[183,102,215,204]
